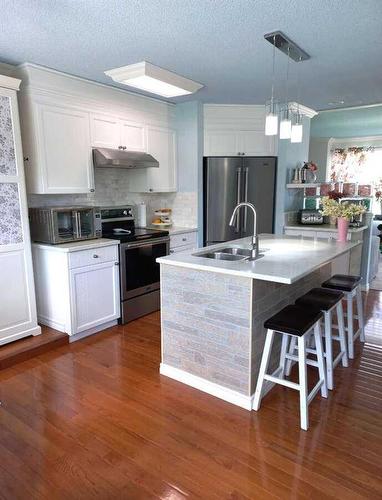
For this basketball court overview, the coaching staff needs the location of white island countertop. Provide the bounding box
[284,223,367,233]
[157,234,360,284]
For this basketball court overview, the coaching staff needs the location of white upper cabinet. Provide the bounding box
[36,103,94,193]
[120,120,146,151]
[90,114,146,151]
[204,105,276,157]
[20,99,94,194]
[128,126,177,193]
[90,114,120,148]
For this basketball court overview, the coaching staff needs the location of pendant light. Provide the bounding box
[290,112,303,143]
[265,35,278,136]
[279,46,292,139]
[290,57,303,143]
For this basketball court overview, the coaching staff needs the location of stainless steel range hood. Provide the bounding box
[92,148,159,169]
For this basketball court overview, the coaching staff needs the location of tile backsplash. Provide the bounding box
[28,168,198,228]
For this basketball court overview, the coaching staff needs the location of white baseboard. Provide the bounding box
[160,363,253,410]
[0,324,42,346]
[69,320,118,343]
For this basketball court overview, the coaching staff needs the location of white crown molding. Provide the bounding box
[289,101,318,118]
[318,102,382,113]
[0,74,21,91]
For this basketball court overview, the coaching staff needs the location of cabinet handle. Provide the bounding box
[24,157,29,162]
[182,237,187,242]
[123,146,127,150]
[118,146,123,150]
[90,189,95,192]
[114,262,119,265]
[170,250,174,254]
[93,254,99,258]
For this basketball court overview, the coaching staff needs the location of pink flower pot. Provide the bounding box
[337,217,349,242]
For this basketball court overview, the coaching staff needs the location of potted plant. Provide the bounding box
[320,196,366,242]
[373,178,382,213]
[327,190,345,225]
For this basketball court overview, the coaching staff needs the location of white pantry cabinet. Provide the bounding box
[32,240,120,341]
[129,126,177,192]
[90,113,146,151]
[0,75,41,345]
[21,100,95,194]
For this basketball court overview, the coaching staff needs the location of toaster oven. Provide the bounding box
[29,207,102,244]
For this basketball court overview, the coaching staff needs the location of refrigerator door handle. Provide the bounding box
[243,167,249,231]
[235,168,242,233]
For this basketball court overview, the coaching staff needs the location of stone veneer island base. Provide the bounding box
[158,235,360,410]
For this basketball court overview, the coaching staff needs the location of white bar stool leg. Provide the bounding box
[313,322,328,398]
[336,301,348,367]
[278,332,289,378]
[356,286,365,342]
[324,309,334,390]
[253,329,275,411]
[347,294,354,359]
[298,335,309,431]
[285,336,297,376]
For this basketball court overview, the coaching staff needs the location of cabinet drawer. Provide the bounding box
[170,232,197,249]
[169,244,194,255]
[68,245,118,269]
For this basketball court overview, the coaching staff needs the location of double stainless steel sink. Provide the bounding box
[195,247,264,262]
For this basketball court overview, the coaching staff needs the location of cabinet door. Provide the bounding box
[120,120,146,151]
[37,103,94,193]
[204,130,239,156]
[69,261,120,334]
[238,130,274,156]
[146,126,177,192]
[90,113,120,148]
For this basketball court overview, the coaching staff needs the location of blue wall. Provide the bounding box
[310,105,382,138]
[274,116,311,234]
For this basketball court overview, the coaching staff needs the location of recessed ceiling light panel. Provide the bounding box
[104,61,203,98]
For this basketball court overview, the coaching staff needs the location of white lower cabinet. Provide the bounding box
[169,231,197,254]
[69,261,120,335]
[32,241,120,341]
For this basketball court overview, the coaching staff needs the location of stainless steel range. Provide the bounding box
[100,206,170,323]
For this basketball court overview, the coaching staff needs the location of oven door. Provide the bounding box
[120,237,170,300]
[76,208,95,240]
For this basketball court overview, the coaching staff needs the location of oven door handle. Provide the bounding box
[122,237,170,250]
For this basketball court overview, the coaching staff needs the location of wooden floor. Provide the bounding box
[0,293,381,499]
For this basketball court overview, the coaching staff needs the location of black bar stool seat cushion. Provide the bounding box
[264,305,323,337]
[322,274,361,292]
[295,288,344,311]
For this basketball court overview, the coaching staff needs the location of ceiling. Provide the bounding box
[1,0,382,110]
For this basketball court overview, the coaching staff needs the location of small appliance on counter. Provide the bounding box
[29,206,102,244]
[299,209,324,225]
[152,208,172,228]
[100,205,170,323]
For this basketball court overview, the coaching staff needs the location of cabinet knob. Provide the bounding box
[90,189,95,192]
[114,262,119,266]
[149,188,153,192]
[93,254,99,258]
[123,146,127,150]
[182,237,187,242]
[170,250,174,254]
[118,146,123,150]
[24,157,29,162]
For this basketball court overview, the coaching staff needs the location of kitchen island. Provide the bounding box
[157,235,360,409]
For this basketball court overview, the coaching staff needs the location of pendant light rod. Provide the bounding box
[270,34,276,109]
[264,31,310,62]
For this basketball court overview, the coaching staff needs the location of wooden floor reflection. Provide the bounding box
[0,292,381,499]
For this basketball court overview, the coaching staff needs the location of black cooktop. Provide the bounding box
[103,227,169,243]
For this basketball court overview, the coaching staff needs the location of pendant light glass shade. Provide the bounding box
[265,99,278,136]
[265,113,278,135]
[279,107,291,139]
[291,114,303,143]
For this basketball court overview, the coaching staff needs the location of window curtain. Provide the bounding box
[329,146,375,182]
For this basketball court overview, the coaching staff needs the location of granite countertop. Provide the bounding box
[157,234,360,284]
[284,223,367,233]
[31,238,119,253]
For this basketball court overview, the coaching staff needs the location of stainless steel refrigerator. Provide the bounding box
[203,157,277,246]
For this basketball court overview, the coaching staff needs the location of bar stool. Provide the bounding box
[253,305,327,431]
[322,275,365,359]
[294,288,348,390]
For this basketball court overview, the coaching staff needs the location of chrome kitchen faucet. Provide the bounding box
[229,202,259,260]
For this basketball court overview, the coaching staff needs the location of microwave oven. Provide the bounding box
[29,207,102,244]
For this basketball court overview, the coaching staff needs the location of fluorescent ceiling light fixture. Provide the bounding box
[104,61,203,98]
